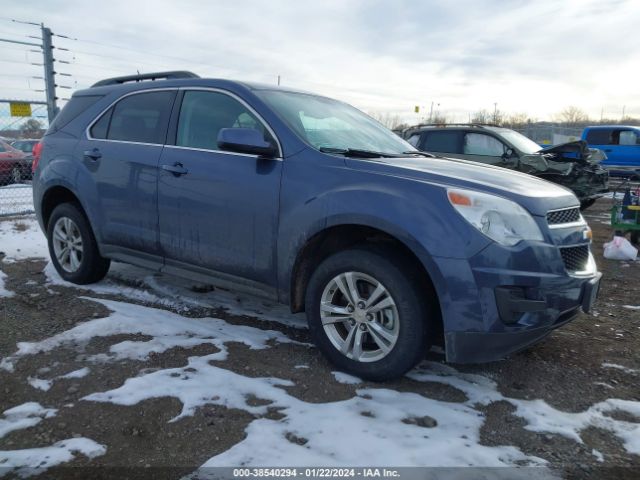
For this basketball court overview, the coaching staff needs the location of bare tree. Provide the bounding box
[555,106,589,126]
[19,118,44,138]
[471,109,490,124]
[368,112,405,130]
[503,112,532,128]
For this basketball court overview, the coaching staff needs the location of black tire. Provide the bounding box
[47,202,110,284]
[580,199,596,210]
[305,247,433,381]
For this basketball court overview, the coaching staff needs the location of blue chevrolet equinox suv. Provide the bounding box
[32,71,602,380]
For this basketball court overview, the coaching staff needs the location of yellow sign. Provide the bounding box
[414,105,420,113]
[9,102,32,117]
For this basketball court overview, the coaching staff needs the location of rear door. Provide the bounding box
[417,130,464,158]
[75,89,176,259]
[157,88,282,285]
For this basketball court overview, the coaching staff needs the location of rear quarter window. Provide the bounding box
[48,95,104,134]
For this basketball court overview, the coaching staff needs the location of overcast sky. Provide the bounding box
[1,0,638,123]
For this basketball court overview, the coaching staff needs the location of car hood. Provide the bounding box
[345,155,579,216]
[538,140,605,164]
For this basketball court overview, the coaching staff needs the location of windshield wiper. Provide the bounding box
[319,147,400,158]
[402,151,436,158]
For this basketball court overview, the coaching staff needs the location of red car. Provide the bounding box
[0,139,27,185]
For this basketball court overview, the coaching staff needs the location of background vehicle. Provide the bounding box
[582,125,640,179]
[0,139,27,185]
[33,72,600,381]
[10,138,39,180]
[404,124,609,209]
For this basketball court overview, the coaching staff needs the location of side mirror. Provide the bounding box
[502,147,515,160]
[217,128,277,158]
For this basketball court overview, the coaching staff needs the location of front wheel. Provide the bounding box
[47,203,110,284]
[305,247,433,381]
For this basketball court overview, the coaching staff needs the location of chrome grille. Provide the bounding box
[560,245,590,272]
[547,207,581,225]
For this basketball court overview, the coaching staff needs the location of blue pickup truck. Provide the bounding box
[582,125,640,178]
[32,71,602,380]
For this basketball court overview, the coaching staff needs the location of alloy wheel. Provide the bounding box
[52,217,84,273]
[320,271,399,362]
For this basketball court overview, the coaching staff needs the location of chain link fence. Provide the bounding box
[512,124,583,146]
[0,101,47,217]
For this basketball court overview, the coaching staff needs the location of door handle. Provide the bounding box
[161,162,188,176]
[83,148,102,161]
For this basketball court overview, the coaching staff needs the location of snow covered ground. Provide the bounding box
[0,184,33,217]
[1,214,639,477]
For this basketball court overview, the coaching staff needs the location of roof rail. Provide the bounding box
[408,123,502,129]
[91,71,199,88]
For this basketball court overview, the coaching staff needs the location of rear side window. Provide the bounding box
[94,91,175,144]
[617,130,640,145]
[585,129,612,145]
[421,131,460,154]
[49,95,103,133]
[176,90,273,150]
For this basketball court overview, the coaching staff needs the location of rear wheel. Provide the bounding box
[47,203,110,284]
[305,247,432,381]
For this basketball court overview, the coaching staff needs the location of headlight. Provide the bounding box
[447,188,544,246]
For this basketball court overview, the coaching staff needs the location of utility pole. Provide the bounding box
[41,25,58,122]
[0,22,59,123]
[277,75,281,86]
[493,102,498,124]
[428,101,434,123]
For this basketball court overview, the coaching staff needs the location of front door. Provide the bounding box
[157,89,282,285]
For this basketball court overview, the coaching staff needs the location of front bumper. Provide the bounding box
[431,241,601,364]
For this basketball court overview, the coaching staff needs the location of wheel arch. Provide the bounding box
[287,219,446,344]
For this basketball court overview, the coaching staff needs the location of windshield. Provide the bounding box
[256,90,415,155]
[499,130,543,154]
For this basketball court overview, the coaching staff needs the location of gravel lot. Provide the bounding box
[0,197,638,479]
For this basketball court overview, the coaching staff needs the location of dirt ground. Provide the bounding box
[0,197,639,479]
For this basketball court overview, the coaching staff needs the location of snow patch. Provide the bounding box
[622,305,640,310]
[0,269,13,298]
[602,362,639,375]
[27,368,91,392]
[0,217,47,263]
[1,298,298,372]
[408,362,640,455]
[0,403,56,439]
[0,438,106,477]
[85,360,546,468]
[331,371,362,384]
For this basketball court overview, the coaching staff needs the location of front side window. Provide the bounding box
[463,133,506,156]
[406,134,421,147]
[94,91,175,144]
[176,90,274,151]
[256,90,413,155]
